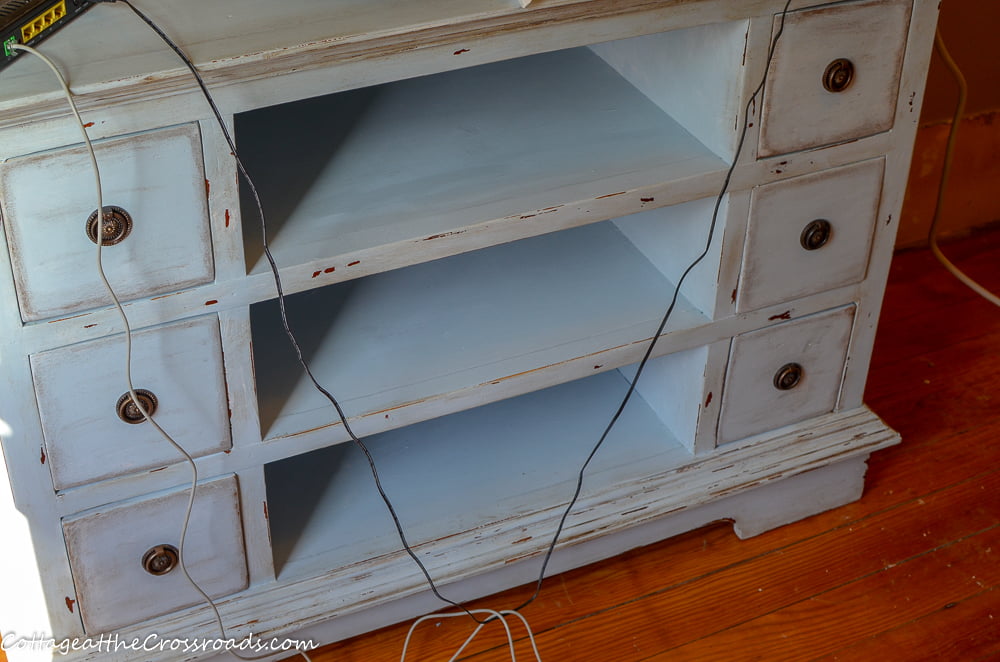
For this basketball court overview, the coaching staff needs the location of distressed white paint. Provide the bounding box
[719,305,856,444]
[250,222,707,441]
[62,409,896,662]
[758,0,912,157]
[61,475,247,634]
[266,368,692,579]
[236,46,723,276]
[738,158,885,312]
[619,346,712,453]
[0,124,214,321]
[29,316,231,489]
[612,195,730,319]
[589,19,749,161]
[0,0,940,658]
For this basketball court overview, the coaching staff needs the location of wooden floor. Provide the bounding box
[296,224,1000,662]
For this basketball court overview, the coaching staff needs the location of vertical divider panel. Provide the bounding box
[611,195,727,319]
[218,307,261,449]
[715,188,751,319]
[617,346,708,454]
[200,117,246,281]
[220,307,273,583]
[588,20,750,162]
[697,339,731,453]
[740,13,786,163]
[235,465,275,585]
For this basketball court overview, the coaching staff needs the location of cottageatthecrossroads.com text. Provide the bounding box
[1,631,317,656]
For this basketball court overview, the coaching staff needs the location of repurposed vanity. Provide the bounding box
[0,0,938,659]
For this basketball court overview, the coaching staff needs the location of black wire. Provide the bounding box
[94,0,483,622]
[96,0,793,628]
[513,0,794,612]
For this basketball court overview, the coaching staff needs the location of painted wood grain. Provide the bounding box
[0,124,214,321]
[236,46,723,277]
[29,316,231,489]
[758,0,912,157]
[718,305,855,443]
[738,158,885,312]
[249,222,707,441]
[61,475,247,634]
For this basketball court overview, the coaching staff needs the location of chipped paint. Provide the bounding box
[423,230,465,241]
[768,311,792,321]
[48,312,91,324]
[205,299,219,306]
[151,291,183,301]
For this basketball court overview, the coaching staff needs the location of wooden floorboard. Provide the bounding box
[295,226,1000,661]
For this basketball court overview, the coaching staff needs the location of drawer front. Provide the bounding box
[758,0,911,158]
[737,158,884,312]
[30,316,231,490]
[62,475,247,634]
[719,305,854,444]
[0,124,213,322]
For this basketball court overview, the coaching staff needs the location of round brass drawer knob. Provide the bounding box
[823,58,855,93]
[86,206,133,246]
[116,389,158,424]
[801,219,832,251]
[142,544,179,576]
[773,363,804,391]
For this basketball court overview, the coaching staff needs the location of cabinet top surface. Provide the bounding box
[0,0,794,127]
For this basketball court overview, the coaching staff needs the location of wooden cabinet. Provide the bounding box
[0,0,939,660]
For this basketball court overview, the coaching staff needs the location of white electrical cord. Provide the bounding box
[10,43,314,662]
[927,28,1000,308]
[400,610,542,662]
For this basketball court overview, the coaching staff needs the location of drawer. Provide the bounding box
[719,305,854,444]
[62,475,247,634]
[0,124,214,322]
[737,159,884,312]
[758,0,912,157]
[30,316,231,490]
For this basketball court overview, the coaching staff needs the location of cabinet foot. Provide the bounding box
[728,454,869,539]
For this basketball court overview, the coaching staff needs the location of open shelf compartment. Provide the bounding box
[264,352,711,581]
[250,199,728,443]
[236,21,747,281]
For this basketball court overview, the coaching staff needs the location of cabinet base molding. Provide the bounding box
[76,407,894,662]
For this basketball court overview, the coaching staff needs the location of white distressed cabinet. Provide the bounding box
[0,1,938,660]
